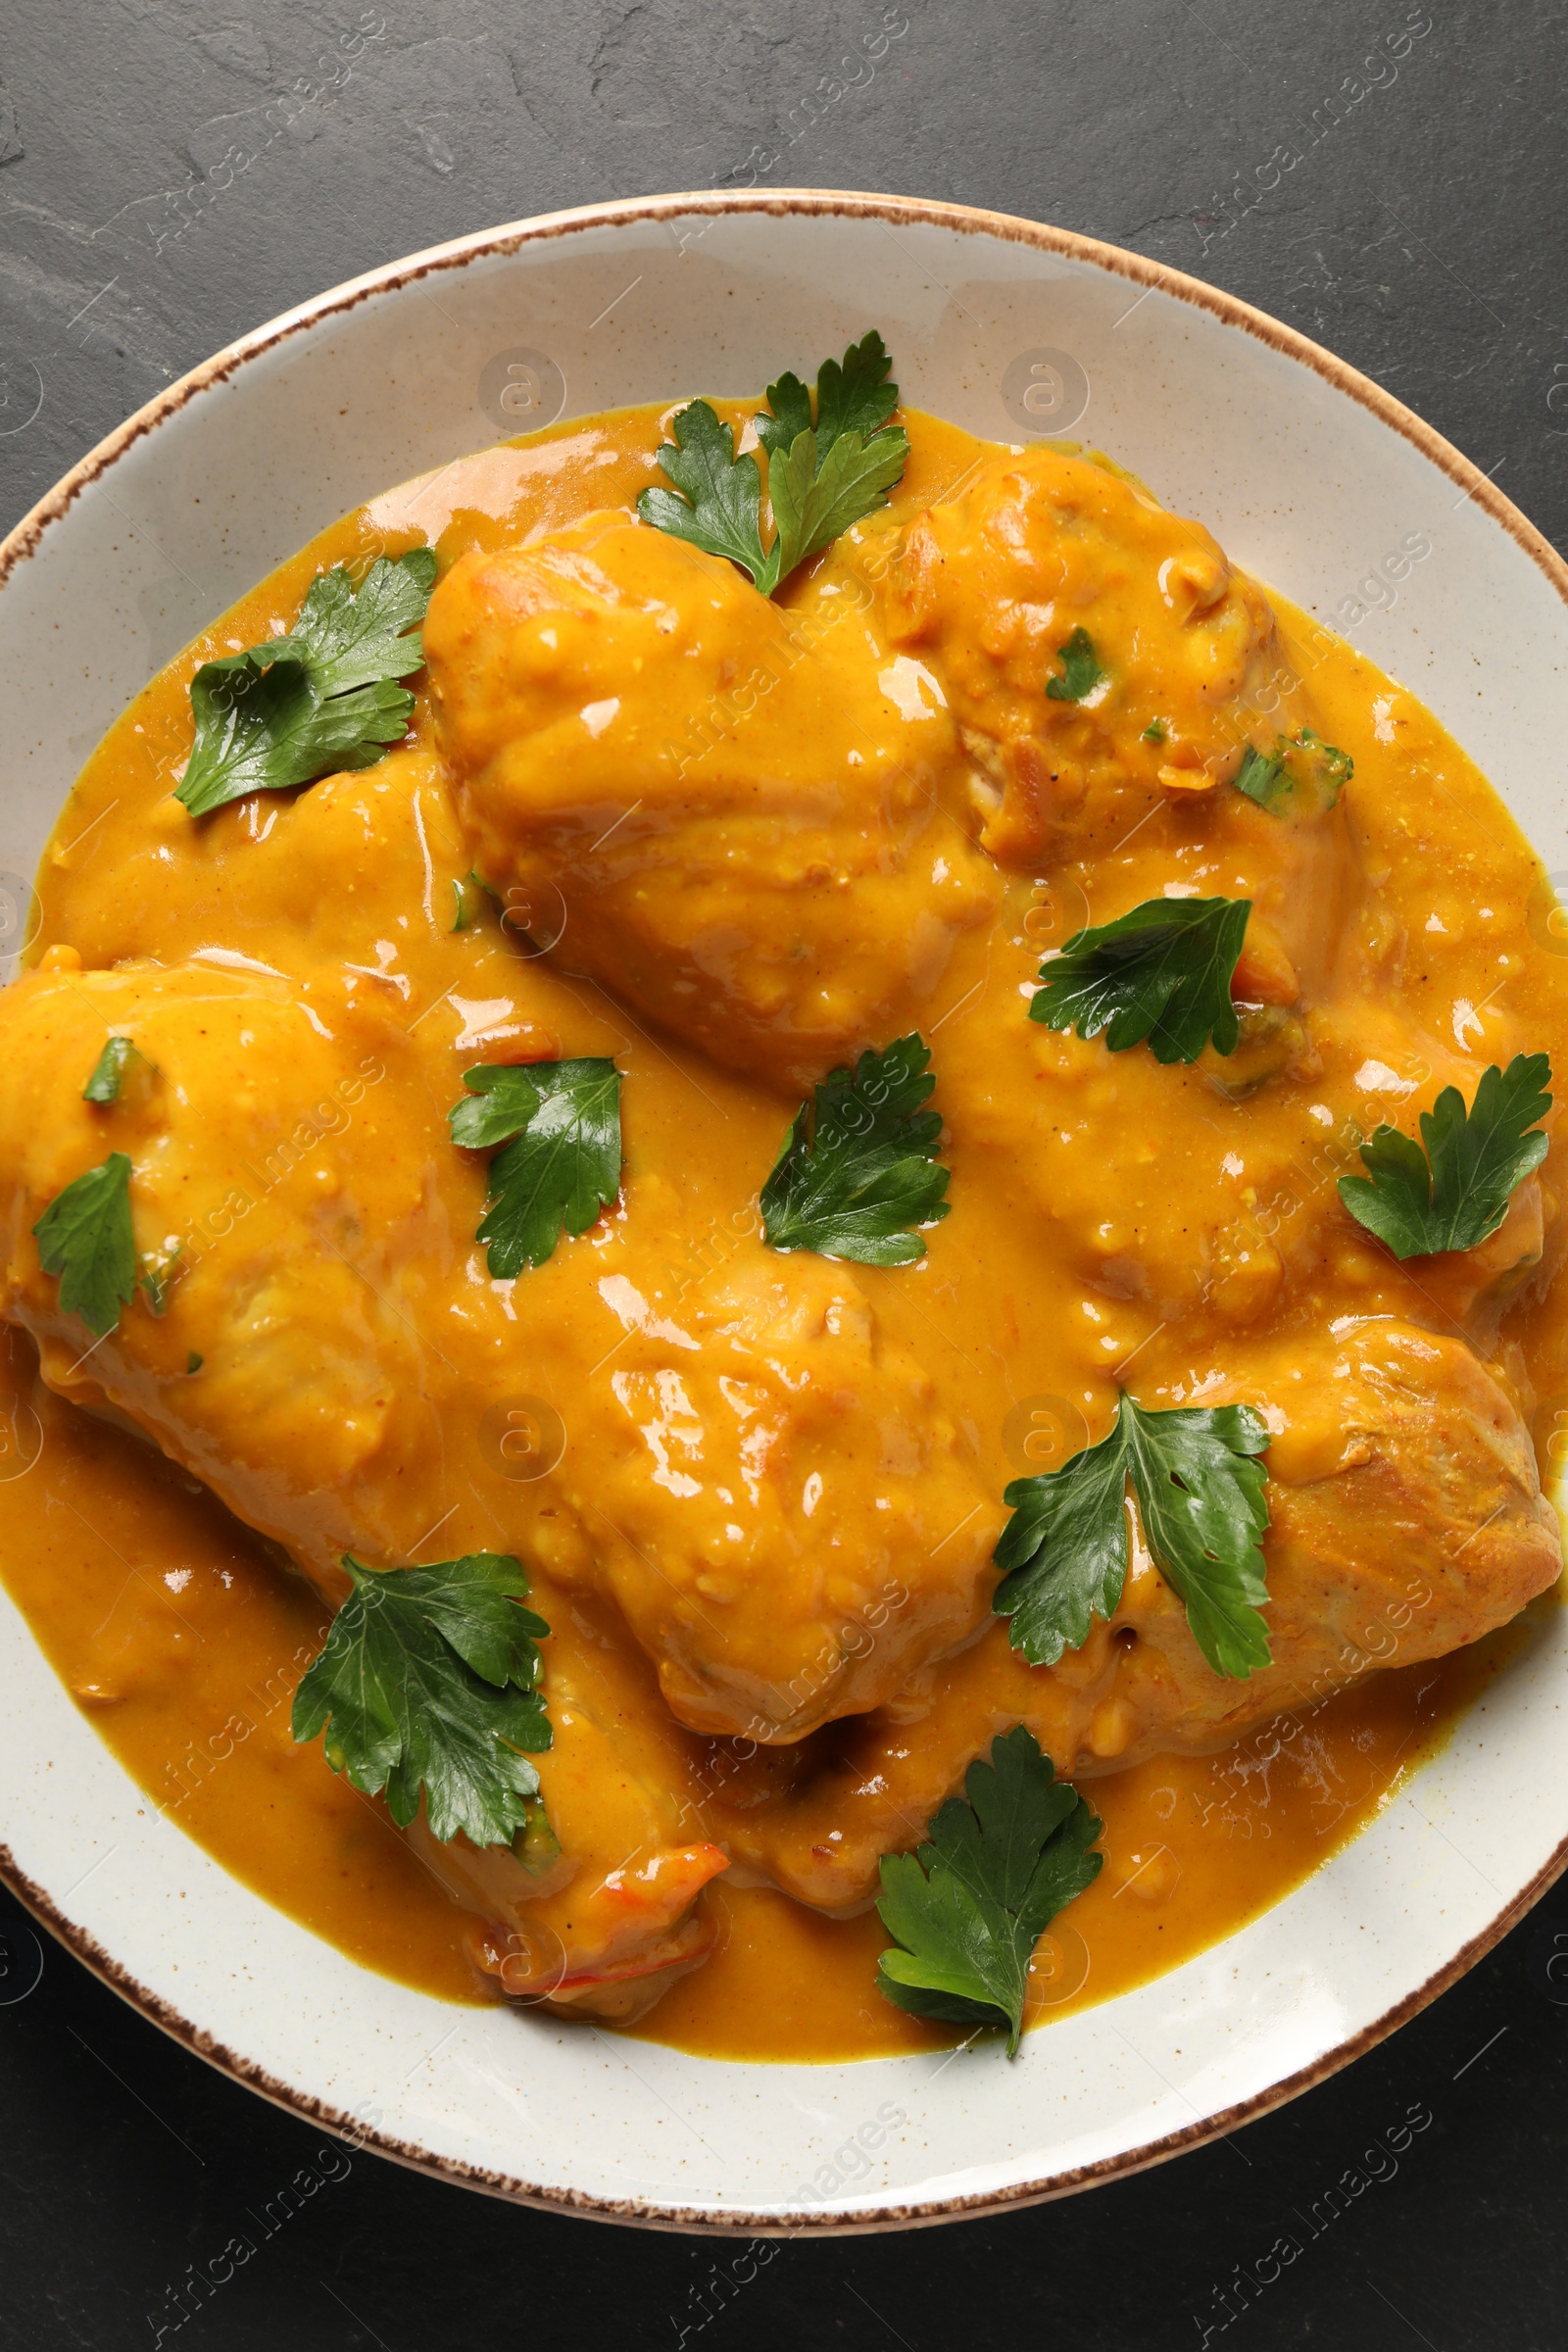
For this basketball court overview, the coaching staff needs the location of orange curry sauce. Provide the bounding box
[0,403,1562,2061]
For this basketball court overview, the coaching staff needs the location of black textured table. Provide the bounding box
[1,5,1564,2346]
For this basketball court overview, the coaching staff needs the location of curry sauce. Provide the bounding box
[0,398,1562,2061]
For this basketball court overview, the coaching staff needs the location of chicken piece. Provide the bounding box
[948,980,1551,1342]
[577,1251,1002,1741]
[884,442,1361,1013]
[713,1319,1563,1910]
[422,511,1000,1090]
[410,1625,730,2023]
[891,451,1532,1336]
[887,440,1313,858]
[0,958,437,1580]
[0,956,725,2016]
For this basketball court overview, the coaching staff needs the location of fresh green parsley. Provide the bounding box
[994,1393,1273,1680]
[511,1795,564,1878]
[1338,1053,1552,1259]
[875,1726,1103,2055]
[1296,726,1353,802]
[32,1153,136,1337]
[450,1057,622,1278]
[1233,743,1287,810]
[269,549,438,698]
[1233,727,1353,816]
[1045,625,1107,704]
[760,1034,949,1266]
[176,663,413,819]
[292,1551,552,1847]
[451,873,485,933]
[1030,895,1250,1064]
[175,548,436,819]
[82,1037,135,1103]
[1142,717,1167,744]
[637,329,909,595]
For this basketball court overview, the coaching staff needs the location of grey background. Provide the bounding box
[0,2,1565,2346]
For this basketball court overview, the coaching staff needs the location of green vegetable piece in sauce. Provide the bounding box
[176,549,435,818]
[82,1037,135,1103]
[1044,626,1107,704]
[1233,727,1352,816]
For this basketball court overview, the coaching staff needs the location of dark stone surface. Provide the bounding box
[0,2,1563,2344]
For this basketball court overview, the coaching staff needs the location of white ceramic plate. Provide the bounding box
[1,191,1565,2233]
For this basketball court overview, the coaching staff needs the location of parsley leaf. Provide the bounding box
[1030,895,1250,1064]
[1233,728,1353,816]
[82,1037,134,1103]
[1045,625,1108,704]
[760,1034,949,1266]
[638,399,773,585]
[994,1393,1273,1680]
[638,330,909,595]
[175,550,434,818]
[1338,1054,1552,1259]
[32,1152,136,1336]
[760,328,900,461]
[766,416,909,586]
[1233,743,1289,811]
[451,872,486,933]
[876,1727,1102,2055]
[450,1057,622,1277]
[273,548,437,697]
[176,662,414,818]
[292,1551,552,1847]
[512,1795,564,1878]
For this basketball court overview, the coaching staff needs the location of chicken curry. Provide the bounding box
[0,339,1562,2062]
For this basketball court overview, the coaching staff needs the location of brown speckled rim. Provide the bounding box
[1,188,1565,2235]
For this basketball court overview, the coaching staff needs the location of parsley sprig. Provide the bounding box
[32,1153,136,1337]
[292,1551,552,1847]
[1030,895,1251,1064]
[760,1034,949,1266]
[451,1057,622,1277]
[876,1727,1103,2055]
[1338,1054,1552,1259]
[637,330,909,595]
[994,1393,1273,1680]
[176,549,435,818]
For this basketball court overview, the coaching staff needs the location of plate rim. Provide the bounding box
[1,184,1565,2234]
[3,1817,1566,2236]
[2,187,1565,608]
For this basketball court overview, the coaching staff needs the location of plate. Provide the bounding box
[1,190,1565,2232]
